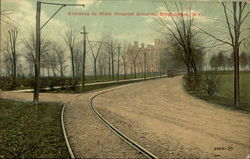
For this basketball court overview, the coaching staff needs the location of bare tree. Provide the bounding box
[239,52,248,70]
[74,48,82,78]
[63,23,78,79]
[44,49,58,77]
[197,2,250,107]
[3,51,12,76]
[117,43,121,81]
[87,36,103,80]
[7,26,18,87]
[53,44,67,77]
[129,48,139,78]
[98,50,108,76]
[0,5,13,76]
[121,43,129,79]
[105,39,116,80]
[156,2,200,81]
[22,32,51,76]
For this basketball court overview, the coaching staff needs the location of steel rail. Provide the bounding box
[88,88,159,159]
[61,75,167,158]
[61,97,76,158]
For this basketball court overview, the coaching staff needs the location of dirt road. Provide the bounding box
[93,76,250,159]
[1,76,249,158]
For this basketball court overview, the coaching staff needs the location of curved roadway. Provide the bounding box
[2,76,249,158]
[93,76,250,159]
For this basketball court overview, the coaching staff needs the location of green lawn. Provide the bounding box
[193,71,250,112]
[217,72,250,104]
[0,99,70,158]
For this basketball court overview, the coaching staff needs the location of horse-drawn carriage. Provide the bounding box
[167,69,176,77]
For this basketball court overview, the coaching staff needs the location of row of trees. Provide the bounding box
[1,1,248,107]
[3,30,68,78]
[1,22,165,89]
[157,2,206,88]
[157,2,249,107]
[63,24,165,83]
[210,51,250,70]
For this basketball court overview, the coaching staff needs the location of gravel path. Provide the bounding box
[93,76,250,159]
[63,92,145,158]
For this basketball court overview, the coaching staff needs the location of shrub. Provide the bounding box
[0,76,80,91]
[183,72,220,96]
[0,77,12,90]
[69,80,78,91]
[201,72,220,96]
[183,74,202,91]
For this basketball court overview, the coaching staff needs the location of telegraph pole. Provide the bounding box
[33,1,84,105]
[0,8,1,93]
[159,52,162,76]
[34,1,41,105]
[117,43,121,82]
[81,25,88,89]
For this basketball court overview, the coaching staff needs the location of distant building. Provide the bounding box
[126,39,168,76]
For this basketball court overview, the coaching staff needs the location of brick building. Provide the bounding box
[125,39,168,76]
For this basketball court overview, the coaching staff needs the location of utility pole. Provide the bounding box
[159,52,162,77]
[81,25,87,89]
[0,0,2,77]
[34,1,41,105]
[117,43,121,82]
[33,1,84,105]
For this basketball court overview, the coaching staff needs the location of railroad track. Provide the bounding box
[61,96,79,159]
[88,88,159,159]
[62,76,166,158]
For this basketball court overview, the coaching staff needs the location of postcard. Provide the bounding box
[0,0,249,158]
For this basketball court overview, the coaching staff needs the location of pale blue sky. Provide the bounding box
[3,0,249,47]
[1,0,250,71]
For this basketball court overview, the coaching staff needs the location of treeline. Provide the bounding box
[156,2,249,107]
[1,22,166,90]
[210,51,250,71]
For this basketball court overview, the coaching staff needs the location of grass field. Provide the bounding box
[0,99,70,158]
[193,71,250,112]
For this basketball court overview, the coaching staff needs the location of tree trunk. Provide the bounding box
[60,64,64,77]
[234,45,240,106]
[111,52,114,80]
[52,68,56,77]
[130,64,133,76]
[70,48,75,79]
[94,58,97,80]
[123,66,127,79]
[108,55,111,80]
[133,62,136,78]
[47,67,50,77]
[12,53,17,88]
